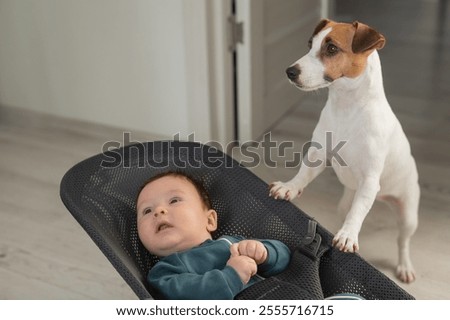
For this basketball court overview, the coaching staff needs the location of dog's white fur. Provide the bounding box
[270,20,419,283]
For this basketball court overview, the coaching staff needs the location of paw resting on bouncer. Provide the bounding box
[269,181,302,201]
[332,228,360,253]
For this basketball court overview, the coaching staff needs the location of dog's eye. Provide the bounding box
[308,37,313,49]
[326,43,339,55]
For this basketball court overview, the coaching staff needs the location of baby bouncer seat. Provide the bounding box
[60,140,414,299]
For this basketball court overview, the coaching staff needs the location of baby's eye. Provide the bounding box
[143,208,152,215]
[170,197,181,204]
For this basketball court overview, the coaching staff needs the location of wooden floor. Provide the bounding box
[1,0,449,299]
[0,109,150,299]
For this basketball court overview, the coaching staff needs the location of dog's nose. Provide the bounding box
[286,66,300,80]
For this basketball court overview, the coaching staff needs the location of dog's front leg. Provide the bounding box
[333,176,380,253]
[270,148,326,201]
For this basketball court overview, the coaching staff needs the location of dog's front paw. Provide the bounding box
[396,263,416,283]
[332,228,359,253]
[269,181,302,201]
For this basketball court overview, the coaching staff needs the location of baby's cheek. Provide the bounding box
[138,222,153,241]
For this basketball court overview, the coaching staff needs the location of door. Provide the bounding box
[235,0,322,142]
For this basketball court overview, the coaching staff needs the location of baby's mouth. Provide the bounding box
[157,223,173,233]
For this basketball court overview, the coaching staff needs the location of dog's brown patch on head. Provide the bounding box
[316,20,385,81]
[313,19,331,37]
[308,19,331,48]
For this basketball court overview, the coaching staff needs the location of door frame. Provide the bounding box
[234,0,264,142]
[234,0,328,142]
[203,0,329,144]
[203,0,235,146]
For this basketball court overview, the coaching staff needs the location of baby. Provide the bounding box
[136,171,291,299]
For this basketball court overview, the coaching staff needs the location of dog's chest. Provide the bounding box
[315,105,377,189]
[316,105,365,147]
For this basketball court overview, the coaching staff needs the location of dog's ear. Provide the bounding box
[351,21,386,53]
[312,19,331,37]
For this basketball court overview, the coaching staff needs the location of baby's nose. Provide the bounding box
[154,207,168,216]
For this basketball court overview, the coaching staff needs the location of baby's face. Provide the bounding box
[136,175,217,257]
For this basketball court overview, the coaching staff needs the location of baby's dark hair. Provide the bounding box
[136,171,212,210]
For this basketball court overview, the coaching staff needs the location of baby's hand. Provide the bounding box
[230,240,268,265]
[226,255,257,284]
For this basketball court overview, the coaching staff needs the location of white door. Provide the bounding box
[235,0,323,142]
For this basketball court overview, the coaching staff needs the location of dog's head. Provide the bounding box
[286,19,385,91]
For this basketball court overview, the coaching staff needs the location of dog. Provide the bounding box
[269,19,419,283]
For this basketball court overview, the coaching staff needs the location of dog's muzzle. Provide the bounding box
[286,66,300,81]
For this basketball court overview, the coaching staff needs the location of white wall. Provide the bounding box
[0,0,213,140]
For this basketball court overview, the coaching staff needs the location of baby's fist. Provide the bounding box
[230,240,268,265]
[227,255,257,284]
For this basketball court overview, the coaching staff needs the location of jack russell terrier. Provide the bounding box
[269,19,419,283]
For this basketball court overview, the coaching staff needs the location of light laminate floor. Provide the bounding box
[0,109,150,299]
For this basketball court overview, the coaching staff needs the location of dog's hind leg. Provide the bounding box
[390,184,419,283]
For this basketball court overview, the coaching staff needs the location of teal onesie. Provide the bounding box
[148,235,291,299]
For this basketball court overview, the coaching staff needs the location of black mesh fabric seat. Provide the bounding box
[60,141,414,300]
